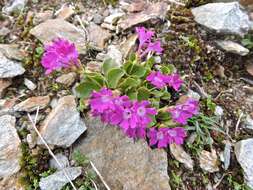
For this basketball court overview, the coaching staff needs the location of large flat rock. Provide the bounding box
[30,19,87,54]
[192,2,251,36]
[0,115,21,178]
[74,118,171,190]
[37,96,86,147]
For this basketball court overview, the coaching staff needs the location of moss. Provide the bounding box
[18,143,51,189]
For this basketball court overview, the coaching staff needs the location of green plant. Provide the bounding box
[186,113,223,153]
[241,35,253,49]
[72,150,90,167]
[227,174,252,190]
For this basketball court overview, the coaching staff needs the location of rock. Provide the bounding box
[2,0,27,14]
[49,153,69,170]
[187,89,201,101]
[14,96,50,112]
[0,79,12,98]
[120,34,138,58]
[214,105,224,117]
[199,149,219,173]
[170,144,194,170]
[118,2,169,31]
[87,23,112,50]
[26,134,36,149]
[39,167,82,190]
[223,141,231,170]
[24,78,37,90]
[33,10,53,25]
[0,115,21,177]
[216,40,249,56]
[128,0,147,12]
[101,23,116,31]
[0,174,23,190]
[38,96,86,147]
[246,63,253,76]
[244,115,253,129]
[154,56,162,64]
[30,19,86,54]
[104,12,125,25]
[235,138,253,189]
[86,61,103,72]
[191,2,251,36]
[93,14,104,25]
[56,4,75,20]
[56,72,76,87]
[0,53,25,78]
[0,27,10,36]
[105,45,123,66]
[0,44,24,61]
[74,118,171,190]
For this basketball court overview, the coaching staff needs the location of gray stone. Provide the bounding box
[33,10,53,25]
[101,23,116,31]
[244,115,253,130]
[56,72,76,87]
[74,118,171,190]
[0,53,25,78]
[30,19,86,54]
[39,167,82,190]
[104,12,125,25]
[214,105,224,117]
[0,115,21,178]
[14,96,50,112]
[2,0,27,14]
[118,2,169,30]
[27,133,36,149]
[120,34,138,58]
[235,139,253,189]
[199,149,219,173]
[0,27,10,36]
[38,96,86,147]
[105,45,123,66]
[187,89,201,101]
[93,14,104,25]
[170,144,194,170]
[87,23,112,50]
[216,40,249,56]
[55,4,75,20]
[24,78,37,90]
[223,141,231,170]
[49,153,69,170]
[192,2,251,36]
[0,44,24,61]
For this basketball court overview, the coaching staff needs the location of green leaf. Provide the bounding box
[127,90,137,100]
[137,87,150,101]
[107,68,125,88]
[157,111,171,121]
[161,91,171,100]
[86,73,105,87]
[130,64,147,78]
[75,80,101,98]
[160,65,175,74]
[119,77,141,91]
[102,58,118,75]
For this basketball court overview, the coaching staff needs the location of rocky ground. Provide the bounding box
[1,0,253,190]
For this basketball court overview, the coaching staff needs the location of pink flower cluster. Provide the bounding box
[41,38,79,74]
[148,127,186,148]
[146,71,183,91]
[90,88,157,139]
[136,27,163,58]
[89,88,188,148]
[168,98,199,125]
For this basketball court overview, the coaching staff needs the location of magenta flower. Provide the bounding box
[165,74,183,91]
[142,41,163,56]
[89,88,115,115]
[41,38,79,74]
[136,27,154,50]
[167,127,187,145]
[146,71,168,89]
[132,100,157,126]
[135,26,163,58]
[168,98,199,125]
[148,127,170,148]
